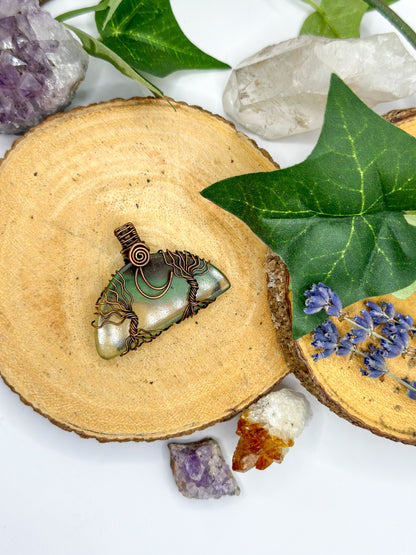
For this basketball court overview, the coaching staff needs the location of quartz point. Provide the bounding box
[232,388,310,472]
[0,0,88,133]
[94,252,230,359]
[223,33,416,139]
[168,438,240,499]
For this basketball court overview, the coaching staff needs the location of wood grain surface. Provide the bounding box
[0,98,290,441]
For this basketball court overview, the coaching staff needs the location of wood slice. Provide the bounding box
[0,98,289,441]
[273,109,416,444]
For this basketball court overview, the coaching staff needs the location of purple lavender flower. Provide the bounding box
[396,313,414,332]
[311,319,339,361]
[360,348,387,378]
[382,312,414,336]
[406,381,416,401]
[350,309,374,344]
[306,295,416,401]
[383,313,415,336]
[336,333,356,357]
[380,329,409,358]
[366,301,395,325]
[304,283,342,317]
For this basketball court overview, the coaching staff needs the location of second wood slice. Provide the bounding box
[0,98,289,441]
[288,109,416,444]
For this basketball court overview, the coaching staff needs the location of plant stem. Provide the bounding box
[300,0,341,37]
[385,369,416,394]
[343,315,393,344]
[56,4,106,23]
[362,0,416,51]
[64,23,164,98]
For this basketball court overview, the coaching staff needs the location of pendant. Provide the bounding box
[93,223,230,359]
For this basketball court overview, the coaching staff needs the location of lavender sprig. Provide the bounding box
[305,284,416,400]
[304,282,342,317]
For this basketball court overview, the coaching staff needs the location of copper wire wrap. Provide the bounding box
[129,242,150,267]
[114,222,149,263]
[134,266,173,299]
[92,271,161,356]
[93,223,216,356]
[161,250,213,320]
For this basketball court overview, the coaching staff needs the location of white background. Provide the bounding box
[1,1,416,554]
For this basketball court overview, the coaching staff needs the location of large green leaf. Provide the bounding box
[300,0,399,38]
[202,75,416,339]
[95,0,229,77]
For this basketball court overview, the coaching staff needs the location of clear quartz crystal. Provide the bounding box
[223,33,416,139]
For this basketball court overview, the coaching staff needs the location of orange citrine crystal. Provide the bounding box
[232,413,294,472]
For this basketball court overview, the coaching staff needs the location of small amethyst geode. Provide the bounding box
[0,0,88,133]
[168,438,240,499]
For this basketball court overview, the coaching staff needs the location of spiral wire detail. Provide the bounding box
[129,242,151,267]
[114,222,149,261]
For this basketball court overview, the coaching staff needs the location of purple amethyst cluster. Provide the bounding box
[0,0,88,133]
[168,438,240,499]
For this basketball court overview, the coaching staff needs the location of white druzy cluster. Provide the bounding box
[247,388,311,441]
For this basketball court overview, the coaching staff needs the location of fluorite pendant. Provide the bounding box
[93,223,230,359]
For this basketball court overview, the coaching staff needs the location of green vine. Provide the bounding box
[362,0,416,51]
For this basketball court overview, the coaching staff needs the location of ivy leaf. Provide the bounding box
[201,75,416,339]
[392,213,416,299]
[100,0,123,30]
[392,279,416,300]
[95,0,230,77]
[300,0,367,38]
[300,0,399,38]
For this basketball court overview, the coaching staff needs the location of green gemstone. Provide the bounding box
[94,251,230,359]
